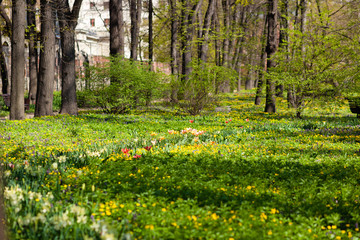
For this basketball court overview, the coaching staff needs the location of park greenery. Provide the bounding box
[0,91,360,239]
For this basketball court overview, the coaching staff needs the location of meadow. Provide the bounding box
[0,92,360,240]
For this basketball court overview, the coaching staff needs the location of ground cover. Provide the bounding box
[0,92,359,239]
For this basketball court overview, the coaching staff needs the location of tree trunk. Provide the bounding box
[10,0,26,120]
[255,16,267,105]
[130,0,141,60]
[264,0,278,113]
[169,0,178,75]
[148,0,153,67]
[59,24,78,115]
[58,0,83,115]
[27,0,38,104]
[199,0,215,62]
[213,2,221,67]
[0,32,8,94]
[219,0,230,93]
[180,0,202,81]
[35,0,55,117]
[110,0,124,57]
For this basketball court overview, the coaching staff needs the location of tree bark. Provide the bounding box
[180,0,202,81]
[264,0,278,113]
[169,0,179,75]
[130,0,142,60]
[110,0,124,57]
[219,0,230,92]
[10,0,26,120]
[199,0,215,62]
[148,0,153,66]
[58,0,83,115]
[35,0,55,117]
[255,15,268,105]
[27,0,38,104]
[0,32,8,94]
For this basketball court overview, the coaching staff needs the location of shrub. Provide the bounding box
[88,57,169,113]
[175,60,237,115]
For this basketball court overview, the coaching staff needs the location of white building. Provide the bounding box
[73,0,144,62]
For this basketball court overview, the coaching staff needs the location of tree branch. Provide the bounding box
[71,0,83,21]
[0,4,11,33]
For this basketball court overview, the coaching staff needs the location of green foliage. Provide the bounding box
[53,91,62,111]
[176,60,237,115]
[87,56,169,113]
[76,90,99,109]
[268,18,360,117]
[1,93,359,239]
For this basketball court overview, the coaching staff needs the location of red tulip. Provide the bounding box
[144,146,152,151]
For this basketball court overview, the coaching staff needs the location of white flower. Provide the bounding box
[35,213,46,223]
[51,162,58,170]
[4,170,11,177]
[46,192,54,200]
[101,233,116,240]
[77,215,87,224]
[58,156,67,163]
[70,205,86,216]
[90,221,100,231]
[28,191,35,200]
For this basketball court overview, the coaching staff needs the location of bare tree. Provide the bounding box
[180,0,202,80]
[35,0,55,117]
[0,1,11,94]
[264,0,278,113]
[148,0,153,66]
[57,0,83,115]
[199,0,215,62]
[129,0,142,60]
[10,0,26,120]
[27,0,38,104]
[169,0,179,75]
[110,0,124,57]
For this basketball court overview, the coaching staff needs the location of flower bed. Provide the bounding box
[0,93,359,239]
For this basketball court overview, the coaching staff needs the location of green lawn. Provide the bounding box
[1,92,359,239]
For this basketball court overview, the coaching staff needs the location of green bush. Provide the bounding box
[88,57,168,113]
[77,90,99,109]
[176,60,237,115]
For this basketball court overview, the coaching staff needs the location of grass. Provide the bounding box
[0,91,359,239]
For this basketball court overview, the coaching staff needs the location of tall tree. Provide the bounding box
[275,0,288,98]
[35,0,55,117]
[148,0,153,66]
[0,32,8,94]
[0,1,11,94]
[57,0,83,115]
[198,0,215,62]
[110,0,124,57]
[255,15,267,105]
[180,0,202,81]
[264,0,278,113]
[10,0,26,120]
[129,0,142,60]
[27,0,38,104]
[169,0,179,75]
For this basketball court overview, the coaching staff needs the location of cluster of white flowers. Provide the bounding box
[51,204,88,230]
[17,212,46,226]
[5,187,55,226]
[51,162,58,170]
[57,155,67,163]
[4,185,24,213]
[80,148,106,158]
[90,220,116,240]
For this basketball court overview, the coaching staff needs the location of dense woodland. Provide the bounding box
[1,0,360,120]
